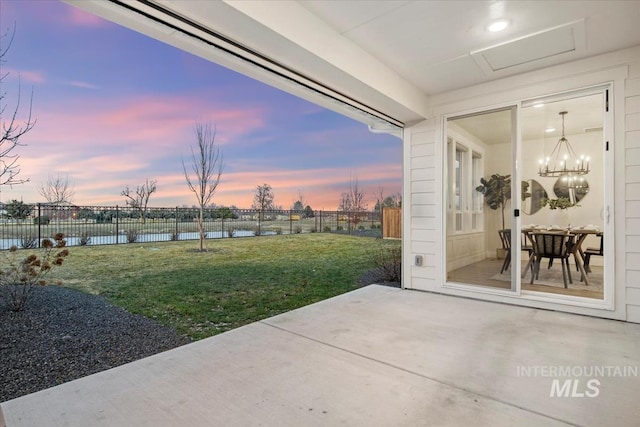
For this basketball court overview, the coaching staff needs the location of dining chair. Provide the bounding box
[530,232,573,288]
[584,232,604,272]
[498,229,511,274]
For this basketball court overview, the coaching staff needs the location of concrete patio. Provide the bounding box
[2,285,639,426]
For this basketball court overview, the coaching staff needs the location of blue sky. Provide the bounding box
[0,0,401,209]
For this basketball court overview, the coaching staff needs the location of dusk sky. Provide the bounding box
[0,0,401,210]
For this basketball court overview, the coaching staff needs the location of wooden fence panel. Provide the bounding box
[382,207,401,239]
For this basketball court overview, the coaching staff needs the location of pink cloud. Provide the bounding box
[4,68,46,84]
[35,93,265,150]
[1,161,402,210]
[65,81,99,90]
[66,7,107,28]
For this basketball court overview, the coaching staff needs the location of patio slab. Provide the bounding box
[2,285,640,426]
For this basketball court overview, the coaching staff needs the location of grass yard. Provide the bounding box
[54,233,400,340]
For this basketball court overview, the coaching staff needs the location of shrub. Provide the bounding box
[126,229,139,243]
[323,226,331,232]
[170,231,179,241]
[358,225,365,230]
[370,243,402,282]
[19,235,38,249]
[0,233,69,312]
[227,227,236,238]
[336,225,344,231]
[274,227,283,235]
[294,226,302,234]
[79,231,91,246]
[33,216,50,225]
[310,227,317,233]
[253,228,261,237]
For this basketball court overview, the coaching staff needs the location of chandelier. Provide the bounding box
[538,111,589,178]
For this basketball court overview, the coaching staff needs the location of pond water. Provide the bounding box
[0,229,274,250]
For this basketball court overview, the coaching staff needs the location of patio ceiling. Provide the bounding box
[65,1,640,128]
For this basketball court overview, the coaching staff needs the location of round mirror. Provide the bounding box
[554,177,589,204]
[522,179,547,215]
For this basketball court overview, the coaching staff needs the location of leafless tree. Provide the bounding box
[183,122,224,251]
[38,173,75,203]
[252,183,274,224]
[338,175,368,229]
[121,178,157,224]
[338,192,352,211]
[347,175,367,213]
[1,25,36,188]
[372,185,386,217]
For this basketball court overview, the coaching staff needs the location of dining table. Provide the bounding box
[520,226,601,287]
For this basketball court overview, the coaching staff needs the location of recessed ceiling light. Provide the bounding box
[488,19,509,32]
[545,128,556,133]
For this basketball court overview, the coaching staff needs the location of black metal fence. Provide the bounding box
[0,204,382,250]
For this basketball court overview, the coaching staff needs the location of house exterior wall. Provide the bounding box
[403,45,640,322]
[625,58,640,322]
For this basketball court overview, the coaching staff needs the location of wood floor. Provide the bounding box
[448,257,604,299]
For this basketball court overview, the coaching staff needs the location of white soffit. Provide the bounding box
[471,20,586,76]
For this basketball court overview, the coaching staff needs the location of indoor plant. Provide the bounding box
[476,175,532,259]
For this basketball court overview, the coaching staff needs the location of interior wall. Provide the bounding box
[483,142,512,256]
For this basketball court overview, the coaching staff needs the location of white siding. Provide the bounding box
[405,121,439,291]
[626,59,640,322]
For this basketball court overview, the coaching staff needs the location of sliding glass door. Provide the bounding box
[445,88,608,302]
[520,91,606,300]
[445,107,518,291]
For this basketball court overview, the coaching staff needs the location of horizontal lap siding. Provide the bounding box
[625,61,640,322]
[409,125,438,290]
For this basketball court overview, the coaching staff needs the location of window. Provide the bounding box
[472,152,483,230]
[446,130,483,234]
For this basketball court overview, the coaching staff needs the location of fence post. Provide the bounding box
[115,205,119,244]
[347,211,351,234]
[221,213,225,238]
[175,206,179,238]
[289,210,292,234]
[319,210,322,232]
[37,203,41,248]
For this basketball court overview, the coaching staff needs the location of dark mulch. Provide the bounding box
[0,286,191,403]
[358,268,401,288]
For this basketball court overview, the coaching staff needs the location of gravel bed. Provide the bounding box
[358,268,401,288]
[0,286,191,403]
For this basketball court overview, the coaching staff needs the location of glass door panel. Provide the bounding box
[446,108,517,291]
[521,93,605,299]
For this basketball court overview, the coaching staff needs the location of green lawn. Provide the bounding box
[55,234,399,340]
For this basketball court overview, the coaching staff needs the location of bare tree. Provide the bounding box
[1,26,36,188]
[38,173,75,203]
[338,175,368,230]
[183,122,224,251]
[372,185,386,218]
[347,175,367,213]
[121,178,157,224]
[338,192,352,211]
[252,183,274,224]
